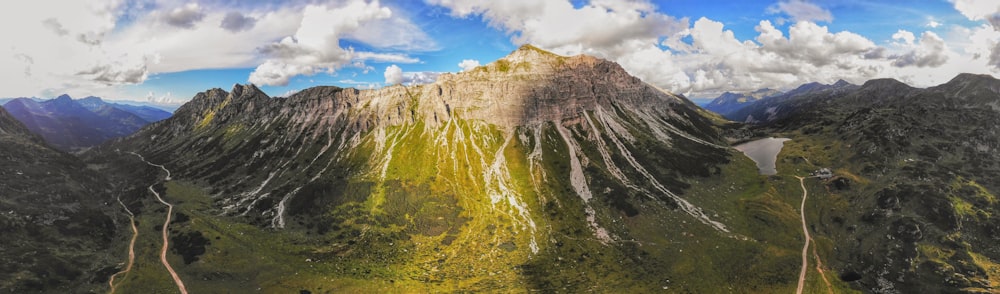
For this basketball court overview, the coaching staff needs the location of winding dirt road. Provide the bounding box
[794,176,834,294]
[108,197,137,294]
[132,153,188,294]
[795,176,809,294]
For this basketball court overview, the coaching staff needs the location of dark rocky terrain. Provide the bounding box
[728,73,1000,293]
[0,107,120,292]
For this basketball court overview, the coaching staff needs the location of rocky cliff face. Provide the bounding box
[159,45,694,135]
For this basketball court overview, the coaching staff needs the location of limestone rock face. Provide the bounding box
[173,45,689,133]
[427,45,685,127]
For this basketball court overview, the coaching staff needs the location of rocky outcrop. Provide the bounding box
[0,106,39,140]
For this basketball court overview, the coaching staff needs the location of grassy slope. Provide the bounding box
[105,112,893,293]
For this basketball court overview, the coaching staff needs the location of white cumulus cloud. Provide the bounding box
[891,31,948,68]
[892,30,916,45]
[951,0,1000,70]
[426,0,687,55]
[246,1,428,86]
[249,2,391,86]
[383,64,441,86]
[0,0,151,99]
[952,0,1000,24]
[0,0,437,99]
[458,59,480,72]
[145,91,181,105]
[384,64,403,85]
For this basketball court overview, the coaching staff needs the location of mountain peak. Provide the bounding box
[4,97,40,108]
[860,78,909,90]
[499,44,571,66]
[76,96,108,112]
[510,44,560,57]
[951,73,997,82]
[853,78,916,102]
[940,73,1000,89]
[833,79,852,87]
[230,83,266,99]
[48,94,82,109]
[931,73,1000,109]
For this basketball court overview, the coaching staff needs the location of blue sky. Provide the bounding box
[2,0,999,104]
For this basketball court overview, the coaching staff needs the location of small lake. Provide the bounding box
[734,137,791,175]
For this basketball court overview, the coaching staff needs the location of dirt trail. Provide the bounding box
[107,197,138,294]
[794,176,833,294]
[133,153,188,294]
[795,176,809,294]
[812,240,835,294]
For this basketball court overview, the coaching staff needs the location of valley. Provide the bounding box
[133,152,188,294]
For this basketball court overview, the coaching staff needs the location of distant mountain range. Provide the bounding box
[0,97,179,113]
[703,88,783,117]
[703,80,855,122]
[2,95,172,151]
